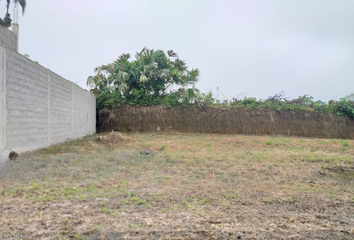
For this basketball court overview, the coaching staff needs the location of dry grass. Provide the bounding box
[0,132,353,239]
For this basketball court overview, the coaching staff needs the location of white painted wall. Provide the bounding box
[0,26,96,162]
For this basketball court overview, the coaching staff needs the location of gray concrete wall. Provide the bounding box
[0,25,17,51]
[0,46,5,153]
[0,44,96,161]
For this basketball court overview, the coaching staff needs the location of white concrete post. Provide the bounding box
[71,84,74,138]
[11,24,19,52]
[12,7,19,52]
[0,46,6,151]
[48,72,51,146]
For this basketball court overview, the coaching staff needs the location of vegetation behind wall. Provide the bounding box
[98,105,354,139]
[88,48,354,138]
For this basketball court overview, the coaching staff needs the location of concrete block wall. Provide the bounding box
[0,31,96,161]
[72,84,96,140]
[49,72,75,145]
[0,25,17,51]
[5,49,50,151]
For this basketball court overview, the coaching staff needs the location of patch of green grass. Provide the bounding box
[101,208,110,214]
[132,197,144,205]
[291,147,303,151]
[78,195,87,201]
[340,147,347,152]
[262,197,272,203]
[74,234,85,240]
[342,141,350,147]
[296,182,318,193]
[265,141,272,146]
[93,224,101,233]
[160,144,168,151]
[60,187,81,197]
[37,195,56,202]
[222,191,239,199]
[120,179,127,186]
[327,190,337,198]
[331,155,353,164]
[86,186,97,192]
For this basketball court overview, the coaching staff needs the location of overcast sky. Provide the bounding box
[2,0,354,101]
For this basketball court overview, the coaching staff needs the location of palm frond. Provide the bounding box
[100,63,115,75]
[6,0,10,14]
[189,68,200,78]
[153,50,168,68]
[184,68,200,84]
[174,58,187,71]
[117,70,129,82]
[120,53,130,59]
[94,66,101,74]
[135,47,147,60]
[139,71,148,83]
[118,83,128,93]
[14,0,26,15]
[167,50,178,58]
[160,69,171,79]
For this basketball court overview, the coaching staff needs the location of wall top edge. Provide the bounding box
[0,25,16,35]
[4,47,94,97]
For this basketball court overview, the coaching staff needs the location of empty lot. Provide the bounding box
[0,132,353,239]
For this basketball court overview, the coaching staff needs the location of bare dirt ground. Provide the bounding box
[0,132,353,240]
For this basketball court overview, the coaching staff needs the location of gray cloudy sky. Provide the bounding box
[2,0,354,101]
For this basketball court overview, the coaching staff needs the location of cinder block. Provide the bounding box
[0,29,96,160]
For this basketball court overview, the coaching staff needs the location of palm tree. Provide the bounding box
[86,64,115,95]
[0,0,27,27]
[87,47,200,105]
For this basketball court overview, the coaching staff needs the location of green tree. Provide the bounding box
[342,93,354,102]
[0,0,27,27]
[86,64,115,95]
[87,47,200,109]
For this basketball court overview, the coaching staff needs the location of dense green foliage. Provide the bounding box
[88,48,354,119]
[0,0,26,27]
[230,94,354,119]
[88,48,200,110]
[333,98,354,119]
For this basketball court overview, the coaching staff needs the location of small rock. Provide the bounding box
[9,151,18,160]
[140,149,152,155]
